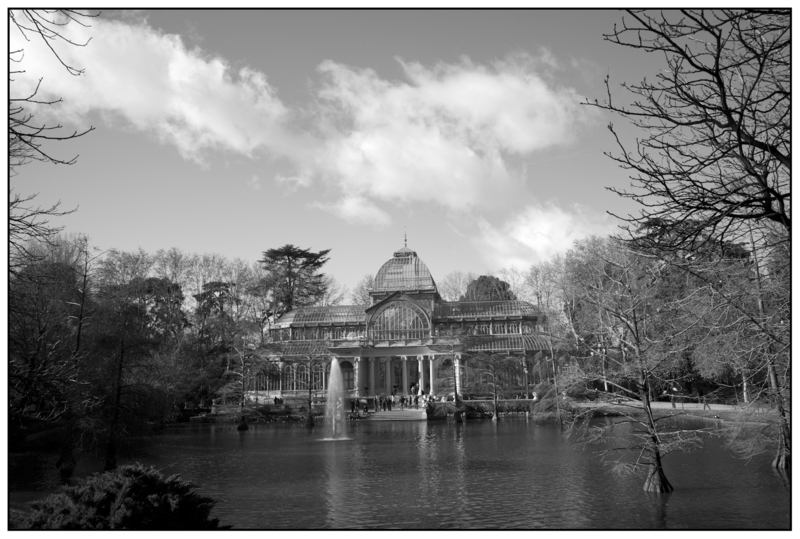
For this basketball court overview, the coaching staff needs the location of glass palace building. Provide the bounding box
[262,244,550,400]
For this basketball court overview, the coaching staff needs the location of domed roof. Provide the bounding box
[374,245,437,292]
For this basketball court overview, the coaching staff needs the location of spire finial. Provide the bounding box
[404,227,407,247]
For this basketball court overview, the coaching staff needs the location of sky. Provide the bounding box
[10,9,660,293]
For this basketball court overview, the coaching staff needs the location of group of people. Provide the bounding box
[373,393,443,411]
[348,398,372,414]
[340,393,450,414]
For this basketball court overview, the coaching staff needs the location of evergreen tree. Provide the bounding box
[260,245,331,314]
[460,275,516,301]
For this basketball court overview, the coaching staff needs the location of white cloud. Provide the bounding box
[247,174,261,191]
[310,195,391,227]
[275,171,313,190]
[474,202,615,268]
[10,13,309,165]
[310,55,595,218]
[11,14,599,231]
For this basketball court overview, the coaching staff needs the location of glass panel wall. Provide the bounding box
[369,302,429,340]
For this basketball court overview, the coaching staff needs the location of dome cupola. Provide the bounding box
[373,245,437,292]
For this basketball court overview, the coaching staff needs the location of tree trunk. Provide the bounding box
[306,361,315,428]
[55,413,77,483]
[773,426,790,469]
[643,457,673,493]
[768,361,790,469]
[639,365,673,492]
[551,356,561,423]
[741,367,749,404]
[71,262,88,365]
[750,227,790,470]
[104,340,125,471]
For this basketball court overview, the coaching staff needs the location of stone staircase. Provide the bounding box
[365,409,427,421]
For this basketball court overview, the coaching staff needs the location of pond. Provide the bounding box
[9,418,791,529]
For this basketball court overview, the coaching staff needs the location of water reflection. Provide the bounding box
[644,492,670,529]
[772,467,791,491]
[451,426,468,523]
[323,438,347,528]
[8,419,790,529]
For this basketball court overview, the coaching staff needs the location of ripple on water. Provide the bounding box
[8,419,790,529]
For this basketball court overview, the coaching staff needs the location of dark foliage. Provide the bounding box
[260,244,331,314]
[460,275,516,301]
[24,464,228,530]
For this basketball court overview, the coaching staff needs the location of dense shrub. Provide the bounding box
[427,402,457,419]
[24,464,227,530]
[498,400,532,414]
[466,402,495,417]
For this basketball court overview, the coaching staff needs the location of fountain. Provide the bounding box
[322,358,350,440]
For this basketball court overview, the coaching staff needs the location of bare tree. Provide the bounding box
[152,248,195,296]
[590,9,791,471]
[466,352,516,422]
[495,266,534,302]
[243,262,276,345]
[349,274,374,306]
[9,191,74,279]
[590,9,790,252]
[9,11,97,279]
[525,260,561,311]
[316,275,348,306]
[186,253,226,315]
[10,9,97,169]
[9,235,92,424]
[562,237,711,492]
[437,271,476,302]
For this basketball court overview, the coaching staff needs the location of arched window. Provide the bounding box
[312,364,326,391]
[282,364,294,391]
[296,364,308,390]
[340,360,354,391]
[369,301,429,341]
[265,362,281,391]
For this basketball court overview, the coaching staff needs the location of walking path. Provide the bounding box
[575,399,770,412]
[573,398,779,423]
